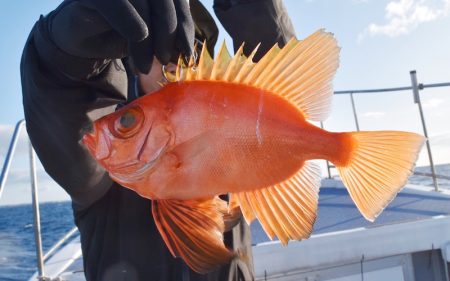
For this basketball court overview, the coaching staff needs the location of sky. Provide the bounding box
[1,0,450,205]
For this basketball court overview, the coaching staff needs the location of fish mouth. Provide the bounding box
[109,134,170,183]
[82,123,111,160]
[110,159,157,183]
[82,133,96,154]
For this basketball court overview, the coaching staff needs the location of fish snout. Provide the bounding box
[82,122,111,160]
[82,131,97,155]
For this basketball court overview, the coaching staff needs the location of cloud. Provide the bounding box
[6,168,50,185]
[430,131,450,147]
[0,165,68,206]
[363,111,386,118]
[422,97,444,108]
[359,0,450,40]
[6,169,31,185]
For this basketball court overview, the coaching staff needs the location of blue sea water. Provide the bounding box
[0,202,75,281]
[0,164,449,281]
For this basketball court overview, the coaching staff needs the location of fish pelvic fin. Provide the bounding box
[164,30,340,122]
[233,161,321,245]
[152,196,235,273]
[336,131,425,222]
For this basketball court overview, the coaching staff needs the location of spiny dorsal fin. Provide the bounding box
[165,29,340,122]
[232,161,321,245]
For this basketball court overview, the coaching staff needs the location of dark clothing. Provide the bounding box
[214,0,295,61]
[21,0,295,280]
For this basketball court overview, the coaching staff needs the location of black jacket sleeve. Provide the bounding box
[21,4,128,211]
[214,0,296,61]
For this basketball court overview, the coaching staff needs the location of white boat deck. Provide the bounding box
[29,181,450,281]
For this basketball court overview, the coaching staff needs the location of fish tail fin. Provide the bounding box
[335,131,425,221]
[152,197,234,273]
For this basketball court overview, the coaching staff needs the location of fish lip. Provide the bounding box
[82,133,96,154]
[82,123,112,160]
[108,160,140,171]
[111,159,157,183]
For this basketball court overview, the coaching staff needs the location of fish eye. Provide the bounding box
[110,106,144,139]
[120,112,136,128]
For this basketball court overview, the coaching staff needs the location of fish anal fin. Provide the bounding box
[233,161,321,244]
[234,192,256,225]
[152,197,234,273]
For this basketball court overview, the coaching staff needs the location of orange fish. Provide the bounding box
[82,30,425,273]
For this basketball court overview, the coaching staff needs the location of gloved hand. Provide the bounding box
[213,0,295,61]
[50,0,194,74]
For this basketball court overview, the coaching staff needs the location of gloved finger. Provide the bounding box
[173,0,194,62]
[127,0,154,73]
[51,2,127,58]
[129,37,154,74]
[82,0,149,42]
[149,0,178,65]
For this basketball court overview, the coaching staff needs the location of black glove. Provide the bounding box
[50,0,194,74]
[213,0,295,61]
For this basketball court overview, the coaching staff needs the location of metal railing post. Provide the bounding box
[349,92,360,131]
[410,70,439,192]
[29,140,46,279]
[0,120,25,200]
[1,120,79,280]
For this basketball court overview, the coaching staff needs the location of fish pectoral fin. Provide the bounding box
[233,161,321,245]
[152,197,235,273]
[336,131,425,222]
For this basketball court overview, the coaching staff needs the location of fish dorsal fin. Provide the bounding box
[167,29,340,122]
[152,197,234,273]
[233,161,321,245]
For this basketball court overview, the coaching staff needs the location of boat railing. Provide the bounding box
[0,120,78,281]
[0,70,449,280]
[322,70,450,192]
